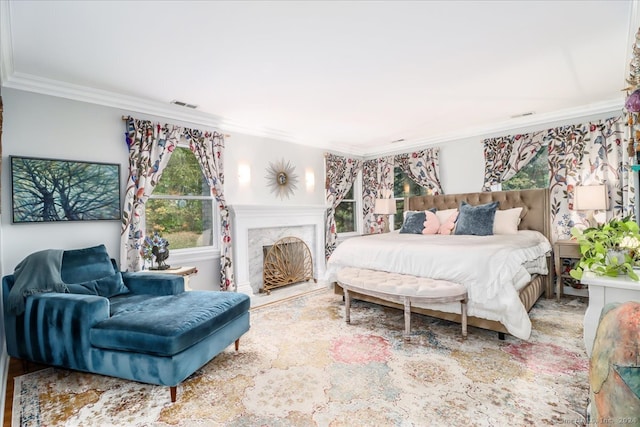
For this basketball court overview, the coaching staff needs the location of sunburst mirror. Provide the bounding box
[266,158,299,199]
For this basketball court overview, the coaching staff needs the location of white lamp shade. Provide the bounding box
[374,198,397,215]
[574,185,609,210]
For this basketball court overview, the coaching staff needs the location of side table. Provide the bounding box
[144,266,198,291]
[553,239,581,301]
[579,272,640,357]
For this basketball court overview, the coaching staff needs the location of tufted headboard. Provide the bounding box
[406,188,551,241]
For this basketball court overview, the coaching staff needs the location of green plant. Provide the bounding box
[569,217,640,281]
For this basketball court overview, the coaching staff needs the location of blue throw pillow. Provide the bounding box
[67,259,129,298]
[61,244,114,284]
[454,201,500,236]
[399,211,427,234]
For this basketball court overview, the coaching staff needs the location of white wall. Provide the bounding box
[0,88,328,290]
[1,88,126,273]
[422,109,625,195]
[438,136,485,194]
[225,133,325,206]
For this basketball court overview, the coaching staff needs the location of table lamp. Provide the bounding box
[574,185,609,227]
[374,198,397,233]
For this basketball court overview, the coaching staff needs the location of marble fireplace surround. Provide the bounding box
[230,204,327,295]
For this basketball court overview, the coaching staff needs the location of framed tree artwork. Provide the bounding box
[10,156,121,223]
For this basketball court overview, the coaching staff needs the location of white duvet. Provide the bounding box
[325,230,552,340]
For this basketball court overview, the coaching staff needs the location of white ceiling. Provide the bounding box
[1,1,638,156]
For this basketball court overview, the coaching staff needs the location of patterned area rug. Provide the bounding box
[13,288,590,426]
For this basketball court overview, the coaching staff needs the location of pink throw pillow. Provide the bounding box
[438,210,459,235]
[422,210,440,235]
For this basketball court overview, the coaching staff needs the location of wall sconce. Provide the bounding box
[305,169,315,192]
[238,163,251,185]
[573,184,609,227]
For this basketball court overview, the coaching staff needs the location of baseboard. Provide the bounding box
[236,280,253,295]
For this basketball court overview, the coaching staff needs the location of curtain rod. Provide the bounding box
[121,115,230,138]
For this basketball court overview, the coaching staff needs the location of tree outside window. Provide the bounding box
[393,166,427,229]
[334,185,356,233]
[146,146,215,250]
[502,146,549,190]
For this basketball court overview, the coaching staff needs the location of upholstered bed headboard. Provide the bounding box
[406,188,551,241]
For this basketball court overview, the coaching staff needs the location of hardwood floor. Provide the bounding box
[4,358,48,427]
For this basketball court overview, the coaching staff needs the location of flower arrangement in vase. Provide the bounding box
[570,217,640,281]
[142,231,170,270]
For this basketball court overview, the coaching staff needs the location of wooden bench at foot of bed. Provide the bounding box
[337,267,468,339]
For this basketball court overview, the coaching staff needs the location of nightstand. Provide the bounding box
[553,239,581,301]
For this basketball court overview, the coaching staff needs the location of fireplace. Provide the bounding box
[230,204,327,295]
[262,236,315,294]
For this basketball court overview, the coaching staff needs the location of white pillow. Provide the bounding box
[493,207,523,234]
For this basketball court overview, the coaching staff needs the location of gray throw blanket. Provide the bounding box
[8,249,68,315]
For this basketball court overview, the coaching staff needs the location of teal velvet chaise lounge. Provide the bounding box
[2,245,250,402]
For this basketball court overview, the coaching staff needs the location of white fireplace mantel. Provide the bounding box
[230,204,328,294]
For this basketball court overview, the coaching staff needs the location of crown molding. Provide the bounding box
[362,98,624,158]
[0,72,625,160]
[2,70,305,144]
[4,69,624,159]
[2,69,366,155]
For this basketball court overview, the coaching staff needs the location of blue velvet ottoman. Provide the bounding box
[89,290,251,401]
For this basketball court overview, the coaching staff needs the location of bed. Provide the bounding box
[327,188,553,340]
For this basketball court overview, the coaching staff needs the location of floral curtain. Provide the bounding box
[184,129,235,291]
[120,118,181,271]
[362,156,394,234]
[482,132,545,191]
[394,148,444,195]
[549,116,634,241]
[325,153,362,258]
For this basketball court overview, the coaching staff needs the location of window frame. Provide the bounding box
[145,144,219,256]
[392,166,427,230]
[336,171,363,237]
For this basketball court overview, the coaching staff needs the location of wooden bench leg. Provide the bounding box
[344,288,351,323]
[461,298,468,338]
[235,338,240,351]
[403,296,411,339]
[170,386,177,402]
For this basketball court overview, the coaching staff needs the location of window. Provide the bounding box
[502,146,549,191]
[393,167,427,230]
[146,146,215,250]
[335,185,357,233]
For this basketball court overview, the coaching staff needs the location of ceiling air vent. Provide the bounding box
[171,100,198,109]
[511,111,535,119]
